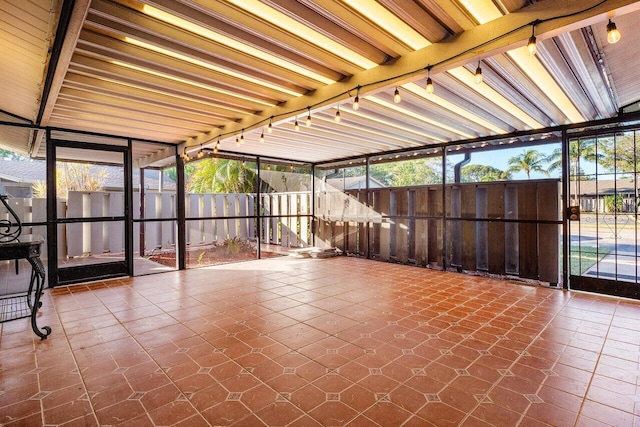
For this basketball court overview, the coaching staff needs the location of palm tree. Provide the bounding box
[546,138,602,203]
[507,149,550,179]
[546,138,601,176]
[189,158,256,194]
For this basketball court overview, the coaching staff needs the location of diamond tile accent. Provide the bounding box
[365,349,376,354]
[276,393,290,402]
[30,391,51,400]
[428,334,439,339]
[525,394,544,403]
[478,350,490,355]
[376,393,391,401]
[361,333,371,338]
[29,367,47,374]
[326,393,340,401]
[498,369,514,376]
[198,367,212,374]
[388,321,398,326]
[327,368,338,375]
[226,333,236,337]
[440,349,453,355]
[425,394,441,402]
[497,335,508,340]
[402,349,414,355]
[455,369,470,376]
[241,367,254,374]
[227,392,242,401]
[369,368,382,375]
[474,394,493,403]
[128,392,146,400]
[411,368,426,376]
[283,367,296,374]
[251,348,263,353]
[327,349,338,354]
[542,369,558,376]
[177,392,194,401]
[176,348,189,353]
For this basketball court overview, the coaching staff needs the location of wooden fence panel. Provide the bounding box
[203,194,214,243]
[161,194,174,248]
[378,189,391,261]
[517,183,538,279]
[215,195,225,243]
[505,185,520,275]
[108,193,124,253]
[395,189,409,263]
[66,192,83,257]
[300,194,309,246]
[227,194,237,240]
[461,185,476,271]
[414,188,429,266]
[238,194,248,240]
[475,187,488,271]
[487,185,505,275]
[538,181,560,284]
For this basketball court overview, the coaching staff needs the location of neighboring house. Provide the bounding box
[325,175,385,191]
[0,158,175,197]
[575,179,638,212]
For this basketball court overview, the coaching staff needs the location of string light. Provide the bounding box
[425,67,434,95]
[306,107,312,127]
[267,117,273,134]
[260,130,265,143]
[197,143,204,159]
[235,135,240,147]
[334,105,341,123]
[240,129,244,144]
[474,61,483,84]
[214,138,219,153]
[527,24,537,55]
[294,117,299,131]
[353,87,360,111]
[607,19,621,44]
[393,87,401,103]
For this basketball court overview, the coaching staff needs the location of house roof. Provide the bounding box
[576,179,638,196]
[1,1,639,167]
[0,159,175,191]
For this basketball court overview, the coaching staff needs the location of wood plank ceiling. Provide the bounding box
[2,0,640,166]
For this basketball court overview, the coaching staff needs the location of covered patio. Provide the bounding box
[3,0,640,425]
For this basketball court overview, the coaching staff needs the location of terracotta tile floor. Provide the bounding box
[2,256,640,426]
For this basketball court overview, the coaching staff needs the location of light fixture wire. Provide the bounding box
[190,1,609,153]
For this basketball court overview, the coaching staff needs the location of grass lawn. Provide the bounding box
[570,246,611,275]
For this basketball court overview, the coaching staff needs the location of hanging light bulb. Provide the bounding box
[306,107,312,127]
[474,61,483,84]
[235,135,240,147]
[334,106,341,123]
[393,87,401,103]
[353,87,360,111]
[294,117,299,131]
[607,19,621,44]
[197,144,204,159]
[527,25,537,56]
[260,130,265,143]
[425,67,434,95]
[240,129,244,144]
[267,117,273,134]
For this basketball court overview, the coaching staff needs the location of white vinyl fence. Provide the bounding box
[0,191,312,260]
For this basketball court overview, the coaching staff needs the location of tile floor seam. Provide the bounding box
[572,299,622,426]
[452,285,570,426]
[46,292,101,426]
